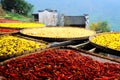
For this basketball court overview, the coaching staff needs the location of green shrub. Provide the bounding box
[5,11,33,22]
[89,21,111,32]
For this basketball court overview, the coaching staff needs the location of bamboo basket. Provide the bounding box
[0,34,50,61]
[89,32,120,56]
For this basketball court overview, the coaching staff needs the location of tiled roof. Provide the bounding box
[38,9,57,12]
[64,16,86,26]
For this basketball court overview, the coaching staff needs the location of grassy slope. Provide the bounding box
[4,11,33,22]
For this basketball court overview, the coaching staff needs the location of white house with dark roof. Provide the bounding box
[33,9,58,26]
[61,14,89,28]
[33,9,89,28]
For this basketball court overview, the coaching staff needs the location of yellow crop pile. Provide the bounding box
[0,35,46,56]
[0,22,45,28]
[21,27,96,38]
[91,32,120,51]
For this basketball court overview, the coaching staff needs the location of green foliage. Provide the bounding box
[89,21,111,32]
[1,0,33,16]
[5,11,33,22]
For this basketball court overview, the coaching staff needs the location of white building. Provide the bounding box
[33,9,58,26]
[60,14,89,28]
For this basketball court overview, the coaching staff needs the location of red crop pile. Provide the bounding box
[0,48,120,80]
[0,28,19,33]
[0,19,21,23]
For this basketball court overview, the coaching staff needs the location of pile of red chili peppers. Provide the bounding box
[0,28,19,33]
[0,19,21,23]
[0,48,120,80]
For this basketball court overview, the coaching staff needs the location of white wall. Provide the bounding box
[38,10,58,26]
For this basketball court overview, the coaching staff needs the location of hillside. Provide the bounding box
[0,7,33,22]
[4,11,33,22]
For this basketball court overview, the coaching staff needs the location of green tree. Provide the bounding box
[89,21,111,32]
[1,0,33,16]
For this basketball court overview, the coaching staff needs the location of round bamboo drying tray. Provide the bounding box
[20,27,96,41]
[0,35,50,61]
[89,32,120,56]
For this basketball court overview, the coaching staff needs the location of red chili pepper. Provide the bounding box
[0,49,120,80]
[0,19,21,23]
[0,28,19,33]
